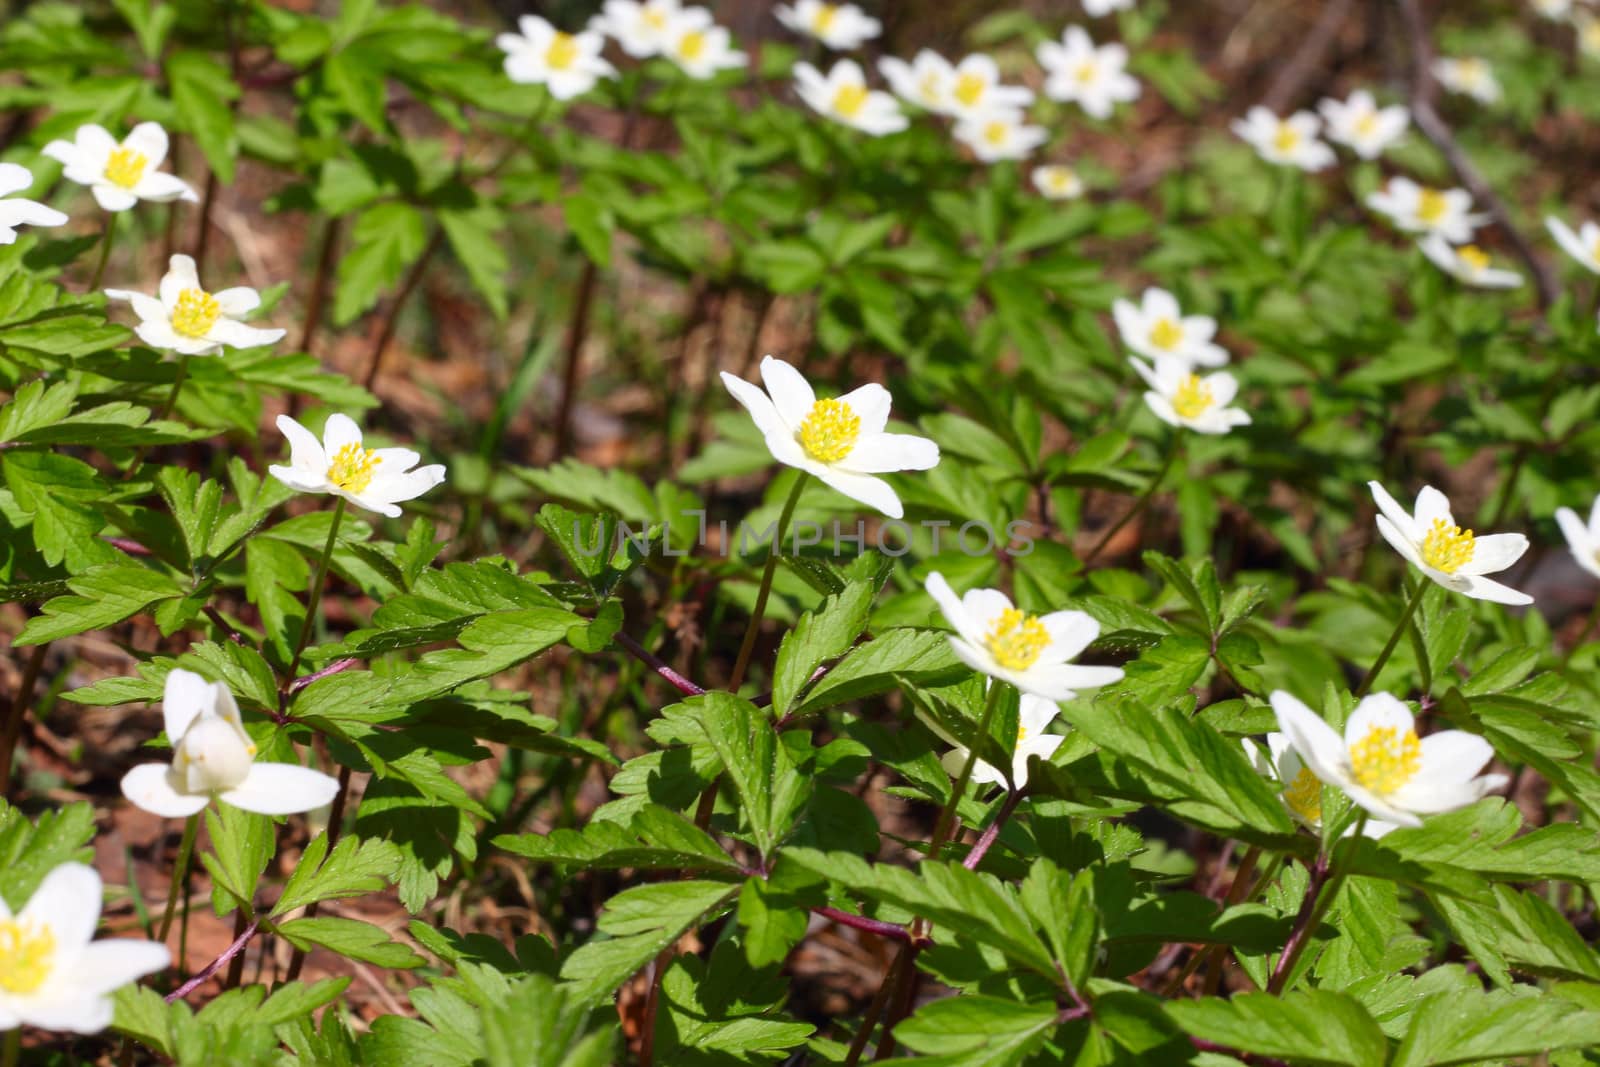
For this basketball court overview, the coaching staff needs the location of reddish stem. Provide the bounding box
[165,917,259,1002]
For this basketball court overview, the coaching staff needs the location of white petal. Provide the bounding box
[211,286,261,317]
[1455,574,1533,606]
[120,764,209,818]
[1343,692,1414,748]
[1375,515,1424,570]
[759,356,816,428]
[321,413,363,455]
[1455,533,1526,576]
[339,488,402,518]
[926,571,981,647]
[160,255,201,307]
[163,668,211,741]
[275,414,327,475]
[121,122,170,169]
[837,432,939,474]
[814,467,903,519]
[1037,610,1098,662]
[11,993,113,1034]
[361,464,447,507]
[835,382,891,435]
[1025,662,1123,697]
[1269,690,1352,791]
[1019,694,1060,734]
[107,291,166,325]
[1412,730,1496,784]
[91,184,139,212]
[62,939,171,998]
[1368,480,1418,541]
[1412,485,1454,530]
[17,863,101,963]
[720,370,789,439]
[220,762,341,815]
[206,319,285,350]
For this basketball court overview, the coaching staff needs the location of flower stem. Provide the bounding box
[158,355,191,421]
[728,473,808,692]
[285,497,346,683]
[551,259,600,460]
[1084,433,1179,565]
[1267,814,1366,993]
[926,681,1007,862]
[2,1029,17,1067]
[157,814,200,945]
[962,788,1023,870]
[1355,577,1428,698]
[89,213,116,290]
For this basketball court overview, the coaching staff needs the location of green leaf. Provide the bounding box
[0,801,96,911]
[334,203,428,325]
[795,628,965,715]
[276,916,425,969]
[1391,988,1600,1067]
[494,804,741,874]
[202,804,275,915]
[272,832,401,917]
[771,575,878,718]
[167,51,239,184]
[1166,990,1390,1067]
[17,564,185,646]
[559,880,739,1004]
[891,996,1060,1066]
[695,693,811,859]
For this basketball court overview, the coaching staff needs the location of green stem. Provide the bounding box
[156,814,200,945]
[1268,814,1366,994]
[89,213,116,290]
[728,473,807,691]
[159,355,191,422]
[1355,577,1428,698]
[1084,433,1179,564]
[285,497,346,682]
[2,1028,17,1067]
[925,682,1007,861]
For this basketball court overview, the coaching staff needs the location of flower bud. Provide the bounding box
[168,716,255,795]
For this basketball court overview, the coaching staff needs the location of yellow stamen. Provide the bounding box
[1047,167,1076,192]
[1457,245,1490,272]
[104,146,149,190]
[644,8,667,28]
[917,71,942,104]
[327,442,382,495]
[547,32,579,71]
[1354,112,1378,138]
[983,121,1008,147]
[1016,723,1028,743]
[796,397,860,462]
[678,31,706,60]
[1591,238,1600,264]
[1171,374,1214,420]
[0,918,56,994]
[985,608,1050,671]
[1074,61,1098,85]
[1349,724,1422,795]
[1416,187,1448,225]
[1149,317,1183,351]
[171,288,221,339]
[953,72,985,108]
[812,3,838,32]
[1273,123,1301,154]
[1282,766,1323,824]
[832,83,869,119]
[1419,517,1474,574]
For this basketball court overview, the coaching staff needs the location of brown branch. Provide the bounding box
[551,260,599,460]
[1262,0,1357,113]
[362,226,445,392]
[1396,0,1557,308]
[0,643,49,795]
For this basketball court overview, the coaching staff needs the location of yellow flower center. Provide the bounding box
[832,83,869,119]
[1591,237,1600,264]
[644,8,667,28]
[917,71,943,104]
[0,918,56,994]
[171,288,222,339]
[1419,517,1475,573]
[678,31,706,60]
[1273,123,1301,153]
[983,121,1008,147]
[797,397,860,463]
[1046,167,1076,192]
[1282,766,1323,824]
[547,32,579,71]
[1355,111,1379,138]
[1016,723,1028,743]
[1457,59,1485,86]
[326,442,382,495]
[1349,724,1422,795]
[1457,244,1490,272]
[1075,61,1098,85]
[985,608,1050,671]
[953,72,986,108]
[104,145,149,190]
[812,3,838,32]
[1416,187,1448,225]
[1171,374,1214,419]
[1149,317,1183,351]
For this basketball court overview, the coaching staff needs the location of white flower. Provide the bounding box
[1317,90,1409,160]
[1230,106,1335,171]
[104,254,285,356]
[497,16,615,99]
[1038,28,1139,120]
[1032,164,1085,200]
[942,53,1035,122]
[1243,733,1398,838]
[1270,690,1507,828]
[1418,234,1521,289]
[665,19,745,78]
[878,50,956,112]
[1368,481,1531,605]
[1531,0,1572,18]
[775,1,881,50]
[0,163,67,245]
[1366,178,1487,243]
[269,414,447,518]
[719,356,938,519]
[954,109,1048,163]
[1554,494,1600,581]
[591,0,705,58]
[793,60,907,135]
[1112,287,1230,367]
[41,122,198,213]
[1546,215,1600,274]
[931,692,1065,791]
[1130,355,1250,435]
[1084,0,1135,14]
[1432,57,1501,103]
[121,670,341,818]
[924,572,1124,703]
[0,863,169,1034]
